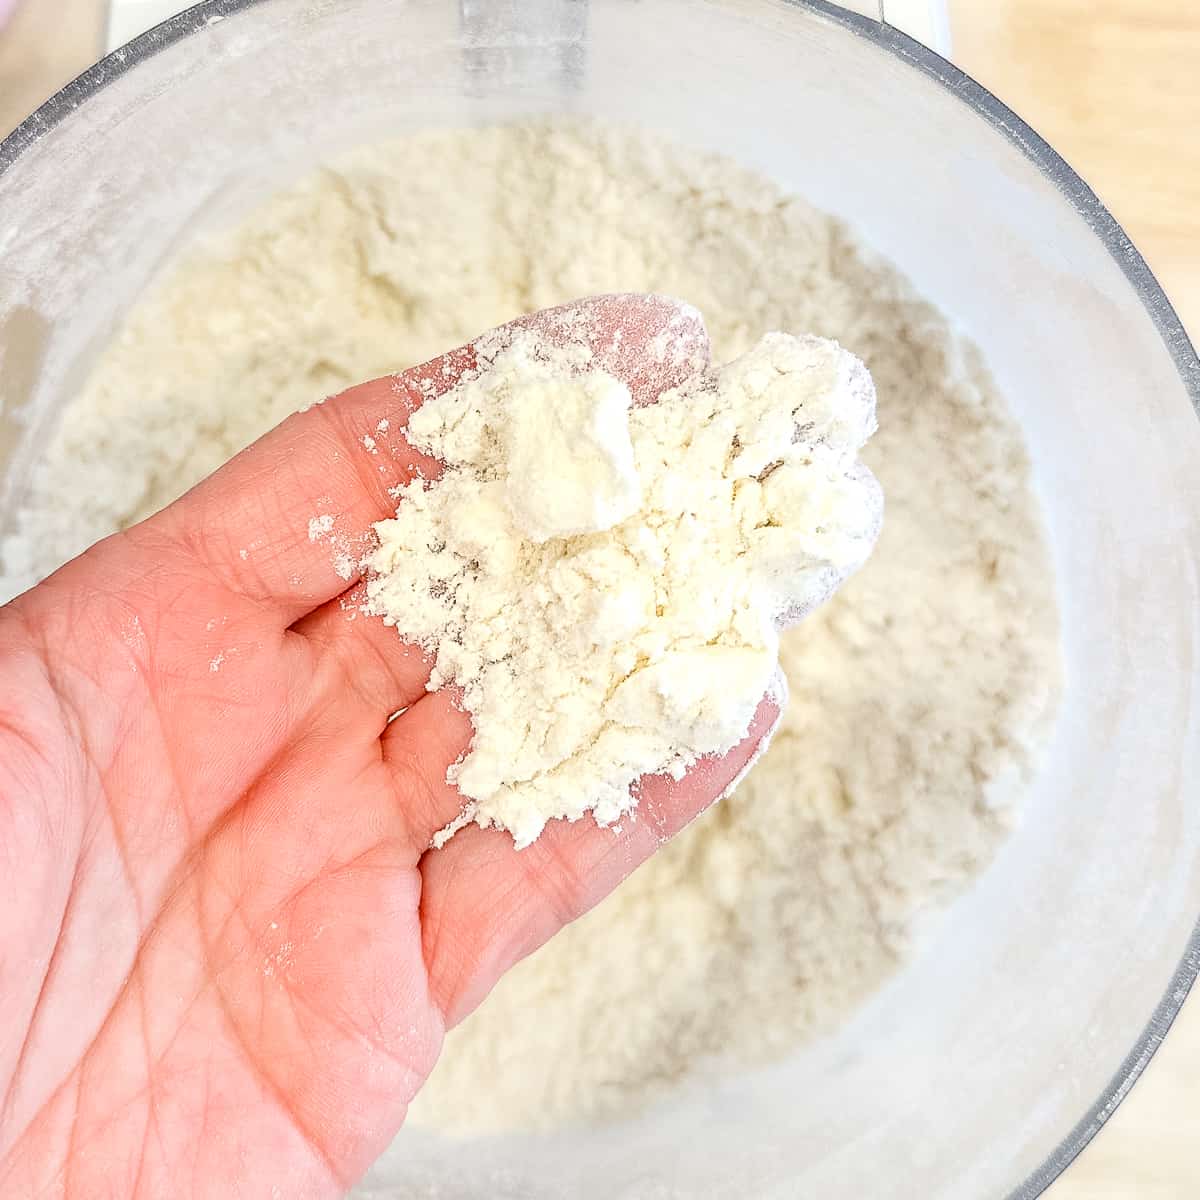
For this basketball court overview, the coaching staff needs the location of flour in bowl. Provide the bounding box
[0,122,1060,1132]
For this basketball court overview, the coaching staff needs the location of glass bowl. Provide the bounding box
[1,2,1198,1196]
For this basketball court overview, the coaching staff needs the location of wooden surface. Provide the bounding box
[951,0,1200,334]
[0,0,105,136]
[2,0,1198,1195]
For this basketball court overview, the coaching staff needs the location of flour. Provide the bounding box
[367,324,880,847]
[0,123,1060,1133]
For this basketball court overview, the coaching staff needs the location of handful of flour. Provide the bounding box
[367,316,882,847]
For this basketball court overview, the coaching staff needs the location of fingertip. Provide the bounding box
[634,682,786,840]
[514,292,711,404]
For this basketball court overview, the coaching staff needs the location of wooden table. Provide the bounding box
[951,0,1199,337]
[0,0,105,136]
[2,1,1198,1195]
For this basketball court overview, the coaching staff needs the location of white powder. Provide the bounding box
[308,513,334,541]
[367,324,880,847]
[0,123,1060,1132]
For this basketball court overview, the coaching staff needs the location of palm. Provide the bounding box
[0,297,779,1198]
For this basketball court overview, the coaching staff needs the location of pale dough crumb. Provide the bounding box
[368,326,880,848]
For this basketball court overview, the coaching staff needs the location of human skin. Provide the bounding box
[0,295,780,1198]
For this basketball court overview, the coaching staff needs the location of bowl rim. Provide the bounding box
[2,0,1199,1194]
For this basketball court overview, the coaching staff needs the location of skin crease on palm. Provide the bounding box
[0,295,783,1199]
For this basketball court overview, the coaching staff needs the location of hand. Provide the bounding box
[0,295,781,1199]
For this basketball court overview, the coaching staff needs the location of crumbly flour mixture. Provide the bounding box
[0,123,1060,1131]
[369,323,880,847]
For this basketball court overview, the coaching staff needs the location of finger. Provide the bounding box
[141,351,467,626]
[380,689,475,856]
[514,292,709,406]
[419,687,785,1028]
[293,293,711,708]
[294,581,434,721]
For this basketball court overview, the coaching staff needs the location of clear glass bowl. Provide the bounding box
[1,2,1198,1196]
